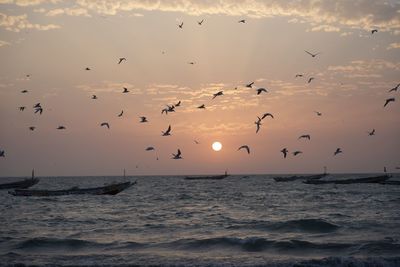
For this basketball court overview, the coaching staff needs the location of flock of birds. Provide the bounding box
[0,20,399,171]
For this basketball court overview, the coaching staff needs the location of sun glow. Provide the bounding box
[212,142,222,151]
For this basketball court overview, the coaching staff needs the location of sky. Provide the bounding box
[0,0,399,177]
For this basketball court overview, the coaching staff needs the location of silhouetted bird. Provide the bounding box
[34,107,43,115]
[175,101,181,107]
[255,117,262,133]
[172,149,182,159]
[315,111,322,116]
[139,116,148,123]
[371,29,378,34]
[100,122,110,129]
[246,82,254,88]
[256,88,268,95]
[238,19,246,23]
[368,129,375,136]
[295,74,304,78]
[389,83,399,92]
[146,147,155,151]
[305,50,320,58]
[198,19,204,25]
[298,134,311,140]
[188,62,195,65]
[308,77,315,83]
[238,145,250,154]
[293,151,303,156]
[0,150,4,157]
[29,126,35,131]
[178,22,183,29]
[118,58,126,64]
[194,140,200,144]
[384,98,395,107]
[197,104,205,109]
[122,87,129,93]
[33,103,41,108]
[57,126,66,130]
[281,148,288,158]
[92,95,97,99]
[118,110,123,117]
[212,91,223,99]
[19,106,25,111]
[85,67,91,71]
[261,113,274,119]
[162,125,171,136]
[334,148,342,156]
[21,90,28,93]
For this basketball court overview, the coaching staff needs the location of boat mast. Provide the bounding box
[32,169,35,179]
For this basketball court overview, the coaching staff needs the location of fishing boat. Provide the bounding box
[303,174,390,185]
[273,173,327,182]
[184,171,229,180]
[0,169,39,190]
[9,181,135,197]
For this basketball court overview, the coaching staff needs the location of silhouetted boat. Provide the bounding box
[273,173,327,182]
[185,173,229,180]
[379,180,400,185]
[9,181,135,197]
[0,169,39,190]
[303,175,390,185]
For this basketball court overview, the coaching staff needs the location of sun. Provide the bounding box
[212,141,222,151]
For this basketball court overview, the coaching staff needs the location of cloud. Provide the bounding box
[0,0,58,6]
[0,12,60,32]
[327,59,400,79]
[46,7,90,17]
[0,40,10,47]
[387,42,400,50]
[76,81,142,94]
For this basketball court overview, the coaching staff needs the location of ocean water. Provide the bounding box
[0,174,400,267]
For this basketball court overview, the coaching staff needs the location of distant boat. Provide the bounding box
[0,169,39,190]
[303,174,390,185]
[273,173,328,182]
[9,181,135,197]
[185,171,229,180]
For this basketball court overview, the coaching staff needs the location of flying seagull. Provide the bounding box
[197,104,206,109]
[315,111,322,116]
[371,29,378,34]
[29,126,35,131]
[118,58,126,64]
[21,90,28,93]
[389,83,399,92]
[238,19,246,23]
[281,148,288,158]
[238,145,250,154]
[334,148,342,156]
[198,19,204,25]
[305,50,320,58]
[178,22,183,29]
[19,106,25,111]
[194,140,200,144]
[100,122,110,129]
[246,82,254,88]
[256,88,268,95]
[293,151,303,156]
[308,77,315,83]
[295,74,304,78]
[145,146,155,151]
[85,67,91,71]
[368,129,375,136]
[261,113,274,119]
[162,125,172,136]
[92,95,97,100]
[139,116,148,123]
[122,87,129,93]
[298,134,311,140]
[384,98,395,107]
[172,149,182,159]
[255,117,262,133]
[34,107,43,115]
[33,103,41,108]
[175,101,181,107]
[212,91,223,99]
[57,126,66,130]
[118,110,123,117]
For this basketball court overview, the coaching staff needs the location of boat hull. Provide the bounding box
[184,174,229,180]
[0,178,39,190]
[303,175,390,185]
[273,173,327,182]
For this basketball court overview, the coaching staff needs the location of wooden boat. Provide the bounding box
[303,175,390,185]
[9,181,135,197]
[0,169,39,190]
[184,174,230,180]
[273,173,327,182]
[379,180,400,185]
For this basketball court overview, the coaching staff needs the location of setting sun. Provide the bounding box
[212,142,222,151]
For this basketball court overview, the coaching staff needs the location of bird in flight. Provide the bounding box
[238,19,246,23]
[245,82,254,88]
[100,122,110,129]
[295,74,304,78]
[256,88,268,95]
[368,129,375,136]
[315,111,322,116]
[21,90,28,93]
[389,83,399,92]
[34,107,43,115]
[384,98,395,107]
[0,150,4,157]
[57,126,66,130]
[198,19,204,25]
[298,134,311,140]
[212,91,224,99]
[188,61,195,65]
[145,146,155,151]
[118,58,126,64]
[19,106,25,111]
[194,140,200,144]
[139,116,148,123]
[334,148,342,156]
[255,117,262,133]
[29,126,35,131]
[308,77,315,83]
[197,104,206,109]
[238,145,250,154]
[178,22,183,29]
[293,151,303,156]
[261,113,274,119]
[85,67,91,71]
[371,29,378,34]
[172,149,182,159]
[305,50,320,58]
[92,95,97,100]
[118,110,123,117]
[175,101,181,107]
[281,148,288,158]
[162,125,172,136]
[122,87,129,93]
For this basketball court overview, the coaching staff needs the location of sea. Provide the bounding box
[0,174,400,267]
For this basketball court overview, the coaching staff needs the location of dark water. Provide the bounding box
[1,174,400,266]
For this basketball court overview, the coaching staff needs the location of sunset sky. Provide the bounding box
[0,0,399,176]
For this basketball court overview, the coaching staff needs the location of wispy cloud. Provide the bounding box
[0,40,10,47]
[387,42,400,50]
[0,12,60,32]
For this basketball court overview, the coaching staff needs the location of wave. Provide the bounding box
[15,237,109,251]
[227,218,340,233]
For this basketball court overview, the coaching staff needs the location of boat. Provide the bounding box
[9,181,135,197]
[303,174,390,185]
[0,169,39,190]
[273,173,327,182]
[379,180,400,185]
[185,172,230,180]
